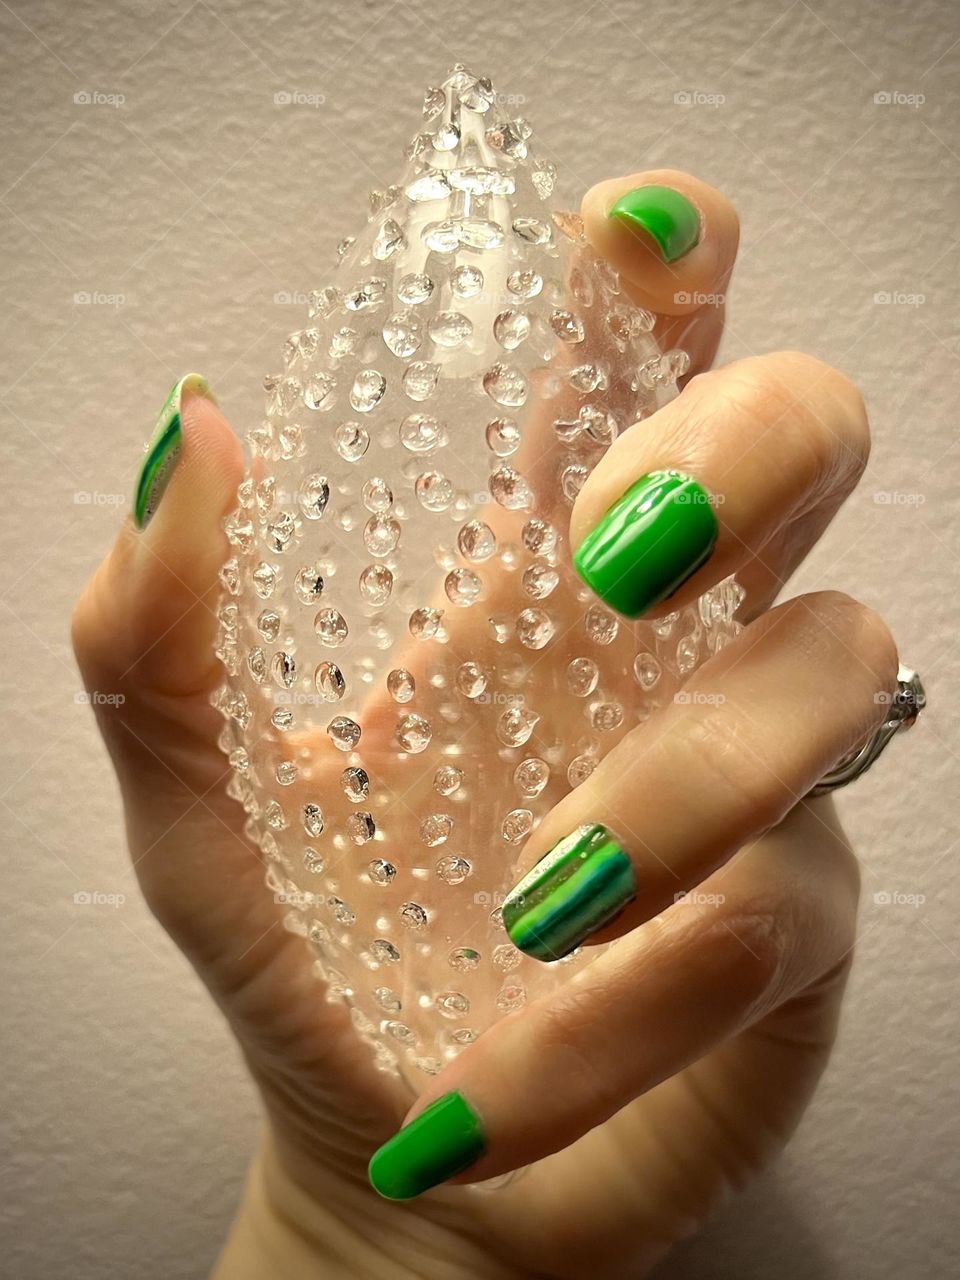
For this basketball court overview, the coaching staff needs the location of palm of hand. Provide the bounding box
[74,535,850,1278]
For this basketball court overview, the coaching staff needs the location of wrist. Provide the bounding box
[211,1128,524,1280]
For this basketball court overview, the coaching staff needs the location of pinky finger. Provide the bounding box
[367,800,858,1199]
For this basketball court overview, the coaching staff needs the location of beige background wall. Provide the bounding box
[1,0,957,1275]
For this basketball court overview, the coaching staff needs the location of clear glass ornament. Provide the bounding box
[213,65,744,1088]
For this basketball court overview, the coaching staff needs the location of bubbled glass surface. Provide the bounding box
[213,65,744,1087]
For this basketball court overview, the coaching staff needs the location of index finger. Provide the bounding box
[582,168,740,372]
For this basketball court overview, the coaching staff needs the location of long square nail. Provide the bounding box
[573,469,718,618]
[133,372,215,528]
[368,1091,486,1200]
[502,823,636,961]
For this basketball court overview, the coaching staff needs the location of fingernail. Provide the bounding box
[503,823,636,962]
[573,470,718,619]
[368,1091,486,1200]
[133,373,216,529]
[608,185,701,262]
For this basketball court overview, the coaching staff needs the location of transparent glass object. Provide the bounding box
[213,65,744,1087]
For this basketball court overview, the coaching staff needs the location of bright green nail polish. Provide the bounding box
[503,823,636,962]
[368,1091,486,1200]
[133,373,216,528]
[608,185,701,262]
[573,470,718,618]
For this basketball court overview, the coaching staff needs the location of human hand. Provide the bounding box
[71,168,896,1279]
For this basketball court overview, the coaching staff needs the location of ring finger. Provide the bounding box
[501,588,897,962]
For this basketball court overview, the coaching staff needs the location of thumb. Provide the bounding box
[73,373,244,705]
[72,370,277,949]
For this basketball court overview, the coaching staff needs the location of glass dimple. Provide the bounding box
[383,311,422,358]
[343,767,370,802]
[514,757,550,797]
[396,713,432,753]
[458,519,497,561]
[420,813,453,846]
[387,668,416,703]
[315,661,346,701]
[315,608,349,646]
[434,765,463,795]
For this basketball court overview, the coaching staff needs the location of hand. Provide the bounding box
[72,168,897,1280]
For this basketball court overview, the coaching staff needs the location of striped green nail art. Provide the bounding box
[502,823,636,961]
[133,373,215,528]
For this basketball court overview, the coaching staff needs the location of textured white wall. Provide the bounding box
[1,0,958,1275]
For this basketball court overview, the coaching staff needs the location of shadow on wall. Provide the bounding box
[654,1169,833,1280]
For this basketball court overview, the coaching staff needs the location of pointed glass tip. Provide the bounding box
[414,64,532,158]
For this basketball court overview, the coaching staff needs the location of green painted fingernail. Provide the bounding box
[608,185,701,262]
[368,1091,486,1200]
[133,373,216,528]
[573,470,718,619]
[503,823,636,962]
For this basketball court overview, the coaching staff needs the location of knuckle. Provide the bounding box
[533,990,625,1116]
[674,703,796,832]
[71,551,138,691]
[702,909,786,1006]
[774,353,871,491]
[801,591,899,692]
[70,580,107,681]
[704,353,870,498]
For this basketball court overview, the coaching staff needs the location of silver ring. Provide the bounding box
[810,664,926,797]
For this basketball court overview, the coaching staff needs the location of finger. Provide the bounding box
[72,378,404,1101]
[570,350,870,620]
[499,590,896,962]
[71,375,298,967]
[72,373,244,701]
[581,169,740,373]
[71,371,245,846]
[71,369,245,845]
[367,800,858,1199]
[466,171,740,626]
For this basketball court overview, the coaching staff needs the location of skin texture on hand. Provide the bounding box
[70,167,889,1279]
